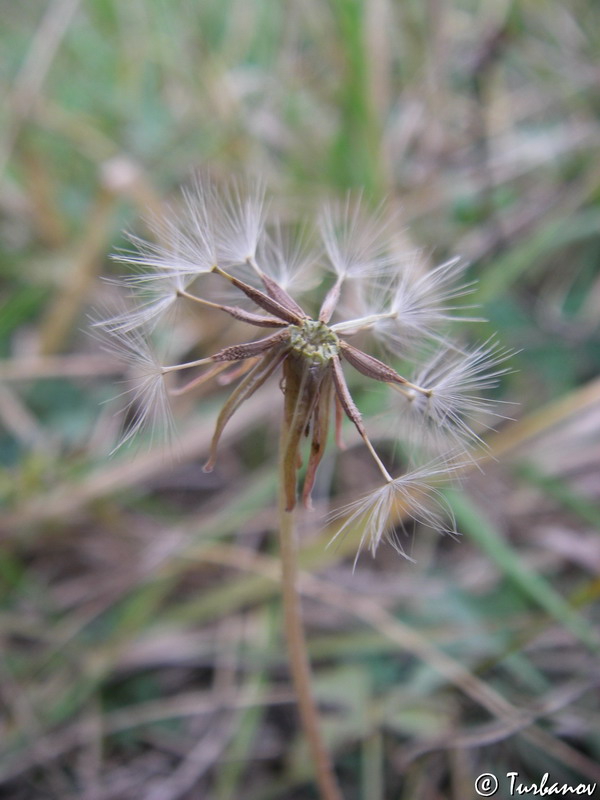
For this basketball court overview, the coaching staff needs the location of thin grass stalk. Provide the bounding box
[278,433,343,800]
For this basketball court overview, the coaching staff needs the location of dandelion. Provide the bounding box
[98,177,511,524]
[96,176,513,800]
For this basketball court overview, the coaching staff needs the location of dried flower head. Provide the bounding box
[97,176,513,558]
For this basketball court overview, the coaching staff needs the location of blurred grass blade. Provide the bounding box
[214,606,277,800]
[476,207,600,302]
[516,463,600,529]
[447,489,600,654]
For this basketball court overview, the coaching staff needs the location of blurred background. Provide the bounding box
[1,1,600,798]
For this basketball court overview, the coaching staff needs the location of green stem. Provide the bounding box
[278,448,343,800]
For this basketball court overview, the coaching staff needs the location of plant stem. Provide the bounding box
[278,482,343,800]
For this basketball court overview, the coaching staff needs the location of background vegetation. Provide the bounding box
[1,1,599,798]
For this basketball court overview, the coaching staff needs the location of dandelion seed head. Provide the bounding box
[95,175,515,561]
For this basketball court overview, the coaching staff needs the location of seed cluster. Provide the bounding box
[98,176,512,558]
